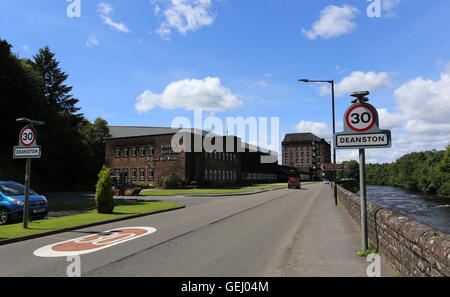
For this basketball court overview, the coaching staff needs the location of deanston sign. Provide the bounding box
[334,95,391,150]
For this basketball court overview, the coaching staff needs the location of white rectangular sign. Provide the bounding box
[335,132,391,149]
[13,146,41,159]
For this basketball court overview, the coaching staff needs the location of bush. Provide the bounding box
[95,166,114,213]
[437,182,450,198]
[155,174,187,189]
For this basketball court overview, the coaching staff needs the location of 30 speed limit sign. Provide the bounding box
[345,104,377,132]
[19,126,36,147]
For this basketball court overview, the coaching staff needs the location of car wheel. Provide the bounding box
[0,208,10,225]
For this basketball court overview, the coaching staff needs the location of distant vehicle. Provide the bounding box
[113,182,143,196]
[323,180,330,184]
[288,178,301,189]
[0,181,49,225]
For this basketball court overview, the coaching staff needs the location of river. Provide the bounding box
[360,185,450,235]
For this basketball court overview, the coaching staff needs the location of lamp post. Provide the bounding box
[298,79,338,205]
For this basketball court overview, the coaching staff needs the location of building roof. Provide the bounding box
[107,126,277,157]
[108,126,207,139]
[282,133,324,143]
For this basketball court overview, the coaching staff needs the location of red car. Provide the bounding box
[288,178,301,189]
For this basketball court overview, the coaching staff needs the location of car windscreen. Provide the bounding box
[0,183,37,196]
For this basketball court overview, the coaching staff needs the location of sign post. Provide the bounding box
[334,92,391,251]
[13,118,45,229]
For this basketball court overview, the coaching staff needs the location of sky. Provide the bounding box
[1,0,449,163]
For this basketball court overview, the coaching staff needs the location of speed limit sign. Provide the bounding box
[345,104,377,132]
[14,125,41,159]
[19,126,36,147]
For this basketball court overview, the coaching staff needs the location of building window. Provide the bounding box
[140,147,146,157]
[123,148,129,158]
[114,169,120,181]
[205,169,209,181]
[123,169,129,181]
[115,149,121,158]
[147,168,154,181]
[139,169,145,181]
[131,169,137,181]
[131,148,137,157]
[148,146,155,156]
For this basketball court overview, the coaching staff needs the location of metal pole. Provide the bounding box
[359,149,368,250]
[23,158,32,229]
[332,80,338,206]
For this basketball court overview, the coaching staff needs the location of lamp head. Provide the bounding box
[16,118,46,127]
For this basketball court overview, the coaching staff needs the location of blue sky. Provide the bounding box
[1,0,450,163]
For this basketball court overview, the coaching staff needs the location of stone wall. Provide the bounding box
[337,185,450,277]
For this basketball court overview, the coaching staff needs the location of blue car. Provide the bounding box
[0,181,49,225]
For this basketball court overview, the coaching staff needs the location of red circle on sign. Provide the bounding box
[19,126,36,147]
[345,104,377,132]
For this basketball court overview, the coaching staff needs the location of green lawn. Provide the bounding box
[0,202,182,240]
[140,183,290,196]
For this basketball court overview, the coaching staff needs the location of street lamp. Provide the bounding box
[298,78,337,205]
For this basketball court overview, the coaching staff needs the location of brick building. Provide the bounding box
[105,126,279,185]
[282,133,331,180]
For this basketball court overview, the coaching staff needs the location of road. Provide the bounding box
[0,183,392,277]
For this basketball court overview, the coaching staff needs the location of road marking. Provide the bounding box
[33,227,156,257]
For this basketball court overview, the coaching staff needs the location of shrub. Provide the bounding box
[437,182,450,198]
[95,166,114,213]
[155,174,187,189]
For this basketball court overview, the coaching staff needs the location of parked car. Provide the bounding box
[323,180,330,184]
[288,178,301,189]
[113,182,143,196]
[0,181,49,225]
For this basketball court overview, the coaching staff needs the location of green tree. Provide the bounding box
[32,46,80,115]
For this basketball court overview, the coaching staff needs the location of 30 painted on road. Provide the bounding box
[33,227,156,257]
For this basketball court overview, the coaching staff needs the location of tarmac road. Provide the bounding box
[0,184,390,277]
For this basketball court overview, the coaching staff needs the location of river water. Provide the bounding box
[360,185,450,235]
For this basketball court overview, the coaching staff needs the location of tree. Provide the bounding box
[32,46,80,116]
[0,40,45,183]
[78,118,111,184]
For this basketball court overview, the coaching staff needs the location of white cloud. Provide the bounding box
[377,108,406,130]
[320,71,394,97]
[85,35,99,47]
[382,0,404,11]
[135,77,242,113]
[394,73,450,124]
[302,5,359,40]
[154,0,215,40]
[295,121,331,139]
[404,120,450,135]
[337,71,450,163]
[98,3,130,33]
[255,73,272,88]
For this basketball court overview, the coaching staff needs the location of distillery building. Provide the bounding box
[282,133,331,180]
[105,126,279,185]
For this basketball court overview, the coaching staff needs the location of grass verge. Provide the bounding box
[0,202,181,240]
[139,183,298,196]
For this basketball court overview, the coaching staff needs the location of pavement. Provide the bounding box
[0,183,393,277]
